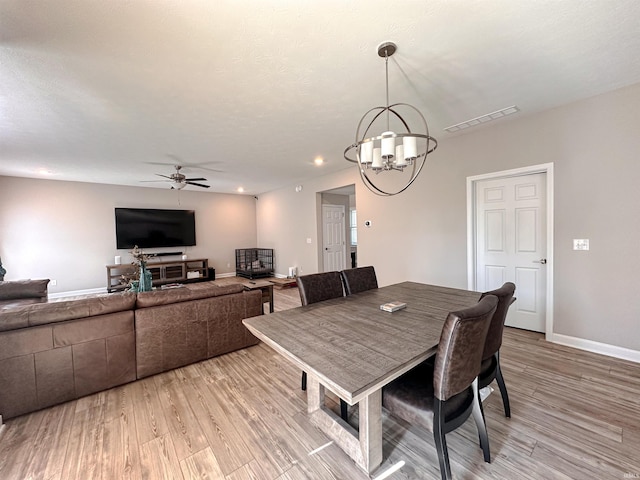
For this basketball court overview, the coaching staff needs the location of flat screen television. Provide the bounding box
[115,208,196,249]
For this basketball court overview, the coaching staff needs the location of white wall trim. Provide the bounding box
[0,415,5,441]
[466,162,555,341]
[48,287,108,298]
[48,275,232,298]
[215,272,236,279]
[550,333,640,364]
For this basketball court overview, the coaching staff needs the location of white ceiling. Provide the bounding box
[2,1,640,195]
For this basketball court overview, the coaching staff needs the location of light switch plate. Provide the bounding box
[573,239,589,251]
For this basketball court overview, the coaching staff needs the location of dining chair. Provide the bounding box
[478,282,516,418]
[382,294,498,480]
[296,271,349,420]
[340,266,378,295]
[296,271,344,306]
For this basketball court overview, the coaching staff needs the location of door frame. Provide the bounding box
[466,163,554,340]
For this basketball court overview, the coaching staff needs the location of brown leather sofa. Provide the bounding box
[0,279,262,419]
[134,282,262,379]
[0,286,137,419]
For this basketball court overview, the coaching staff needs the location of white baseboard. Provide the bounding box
[48,287,108,299]
[215,272,237,279]
[550,333,640,364]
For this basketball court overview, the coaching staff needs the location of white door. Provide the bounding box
[475,173,547,332]
[322,205,346,272]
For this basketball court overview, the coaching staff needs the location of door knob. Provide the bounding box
[533,258,547,264]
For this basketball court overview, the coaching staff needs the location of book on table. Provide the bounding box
[380,301,407,312]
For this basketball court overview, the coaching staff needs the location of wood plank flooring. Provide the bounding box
[1,286,639,479]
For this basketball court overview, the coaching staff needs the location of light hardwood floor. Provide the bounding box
[1,287,639,479]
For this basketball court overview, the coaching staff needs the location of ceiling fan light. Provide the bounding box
[171,181,186,190]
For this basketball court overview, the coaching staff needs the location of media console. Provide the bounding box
[106,258,210,292]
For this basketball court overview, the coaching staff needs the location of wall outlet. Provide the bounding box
[50,279,57,286]
[573,239,589,251]
[306,238,312,244]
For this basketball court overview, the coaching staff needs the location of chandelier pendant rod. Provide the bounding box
[385,50,390,131]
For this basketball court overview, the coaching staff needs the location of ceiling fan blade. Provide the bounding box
[184,177,207,182]
[140,179,170,183]
[156,174,173,179]
[186,181,210,188]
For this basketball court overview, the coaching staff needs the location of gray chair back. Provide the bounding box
[340,266,378,295]
[479,282,516,361]
[296,271,344,305]
[433,295,498,401]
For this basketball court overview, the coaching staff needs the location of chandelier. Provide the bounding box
[344,42,437,196]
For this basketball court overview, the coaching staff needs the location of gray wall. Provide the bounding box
[0,177,257,293]
[257,81,640,354]
[1,81,638,354]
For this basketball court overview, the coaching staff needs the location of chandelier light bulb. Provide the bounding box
[359,141,373,164]
[381,131,395,159]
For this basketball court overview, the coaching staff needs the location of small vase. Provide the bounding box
[138,263,153,292]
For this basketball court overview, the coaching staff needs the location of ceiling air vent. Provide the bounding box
[445,106,519,133]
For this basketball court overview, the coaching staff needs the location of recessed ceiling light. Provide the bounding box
[37,168,54,175]
[314,157,324,166]
[445,106,520,133]
[237,187,244,193]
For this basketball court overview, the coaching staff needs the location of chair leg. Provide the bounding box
[494,352,511,417]
[471,378,491,463]
[434,399,452,480]
[340,399,348,421]
[301,371,307,391]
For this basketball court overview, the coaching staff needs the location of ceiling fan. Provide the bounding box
[143,165,210,190]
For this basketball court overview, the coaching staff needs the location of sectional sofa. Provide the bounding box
[0,279,262,419]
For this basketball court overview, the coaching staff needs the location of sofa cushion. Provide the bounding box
[27,292,137,327]
[0,292,136,332]
[136,282,244,308]
[0,279,50,300]
[0,297,46,309]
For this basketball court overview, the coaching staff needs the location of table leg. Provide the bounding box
[268,285,274,313]
[306,375,383,474]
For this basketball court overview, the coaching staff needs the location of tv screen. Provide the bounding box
[115,208,196,249]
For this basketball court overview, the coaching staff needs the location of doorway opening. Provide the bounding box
[319,185,356,272]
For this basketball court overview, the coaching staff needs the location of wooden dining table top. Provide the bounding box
[243,281,481,405]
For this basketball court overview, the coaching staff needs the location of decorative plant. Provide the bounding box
[121,246,151,292]
[130,245,149,266]
[0,257,6,281]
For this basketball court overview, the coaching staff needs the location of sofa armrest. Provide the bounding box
[0,279,50,301]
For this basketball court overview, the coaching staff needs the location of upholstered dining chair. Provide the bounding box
[478,282,516,418]
[295,271,349,420]
[340,266,378,295]
[382,295,499,480]
[296,271,344,306]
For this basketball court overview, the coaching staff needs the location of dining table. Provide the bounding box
[242,281,481,475]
